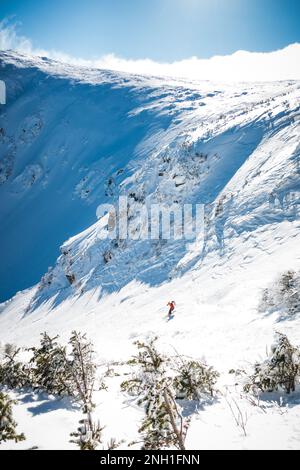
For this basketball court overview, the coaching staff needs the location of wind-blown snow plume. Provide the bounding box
[0,21,299,81]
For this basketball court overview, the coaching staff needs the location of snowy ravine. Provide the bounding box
[0,51,300,450]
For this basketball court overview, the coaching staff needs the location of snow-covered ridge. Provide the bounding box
[0,49,229,88]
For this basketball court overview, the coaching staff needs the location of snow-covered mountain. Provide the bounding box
[1,50,299,304]
[0,51,300,450]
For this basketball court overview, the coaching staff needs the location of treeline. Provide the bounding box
[0,332,300,449]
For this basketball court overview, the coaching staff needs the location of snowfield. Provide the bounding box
[0,51,300,450]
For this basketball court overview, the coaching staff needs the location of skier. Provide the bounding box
[167,300,176,318]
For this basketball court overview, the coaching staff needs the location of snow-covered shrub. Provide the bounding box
[67,332,105,449]
[244,332,300,394]
[67,332,121,450]
[0,392,25,444]
[173,359,219,400]
[259,270,300,318]
[2,343,16,358]
[122,339,188,450]
[0,345,32,389]
[30,331,106,403]
[70,416,104,450]
[279,271,300,316]
[29,333,71,395]
[138,377,188,450]
[67,331,106,410]
[70,417,122,450]
[122,339,219,449]
[129,338,167,372]
[121,338,169,397]
[1,331,106,405]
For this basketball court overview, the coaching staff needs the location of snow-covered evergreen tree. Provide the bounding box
[0,344,31,389]
[121,338,167,397]
[130,337,167,371]
[173,358,219,400]
[0,392,25,444]
[67,331,109,450]
[259,270,300,318]
[67,331,102,409]
[138,377,188,450]
[30,332,71,395]
[244,332,300,394]
[122,338,188,450]
[279,271,300,316]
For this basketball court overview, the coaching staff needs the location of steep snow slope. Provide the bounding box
[0,49,299,344]
[1,51,299,304]
[0,52,300,450]
[25,74,300,313]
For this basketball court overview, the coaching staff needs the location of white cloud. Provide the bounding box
[1,21,299,81]
[0,21,33,54]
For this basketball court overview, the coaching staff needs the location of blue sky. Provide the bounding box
[0,0,299,61]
